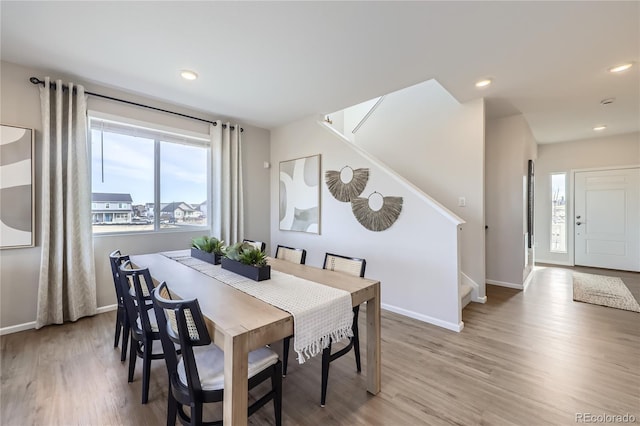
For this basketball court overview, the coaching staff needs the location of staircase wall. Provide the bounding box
[270,116,465,331]
[350,80,486,300]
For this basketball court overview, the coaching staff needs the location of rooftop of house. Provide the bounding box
[160,202,196,213]
[91,193,133,203]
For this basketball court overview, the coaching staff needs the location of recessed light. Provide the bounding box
[608,63,633,73]
[180,70,198,81]
[593,125,607,131]
[475,79,492,88]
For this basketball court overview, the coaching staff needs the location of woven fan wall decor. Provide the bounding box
[351,193,403,232]
[325,166,369,202]
[325,165,403,232]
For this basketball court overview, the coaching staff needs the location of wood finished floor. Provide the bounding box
[1,265,638,425]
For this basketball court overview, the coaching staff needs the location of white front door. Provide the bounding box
[574,168,640,271]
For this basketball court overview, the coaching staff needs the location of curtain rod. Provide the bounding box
[29,77,243,132]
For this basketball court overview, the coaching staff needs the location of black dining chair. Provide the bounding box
[243,239,266,252]
[119,260,177,404]
[275,245,307,265]
[109,249,130,362]
[151,282,283,426]
[319,252,366,407]
[276,245,307,377]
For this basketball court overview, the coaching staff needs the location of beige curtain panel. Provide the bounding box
[36,77,97,329]
[210,121,244,245]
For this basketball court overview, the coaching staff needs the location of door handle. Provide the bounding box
[576,221,582,226]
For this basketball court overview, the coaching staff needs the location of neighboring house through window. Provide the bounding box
[89,115,209,234]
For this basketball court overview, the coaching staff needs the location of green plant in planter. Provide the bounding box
[222,242,270,281]
[225,242,266,266]
[238,247,267,267]
[191,236,225,255]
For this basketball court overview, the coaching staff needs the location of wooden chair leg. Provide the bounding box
[121,320,130,363]
[128,337,137,383]
[282,337,290,377]
[114,308,122,348]
[272,362,283,426]
[141,340,152,404]
[320,343,332,407]
[166,386,177,426]
[190,402,203,426]
[352,306,362,373]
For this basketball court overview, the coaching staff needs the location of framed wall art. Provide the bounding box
[1,124,35,249]
[279,154,320,233]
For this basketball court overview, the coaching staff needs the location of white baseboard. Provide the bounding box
[381,303,464,332]
[0,304,118,336]
[97,304,118,314]
[486,279,523,290]
[0,321,37,336]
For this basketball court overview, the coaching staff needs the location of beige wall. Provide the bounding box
[0,61,270,330]
[534,132,640,265]
[485,115,538,288]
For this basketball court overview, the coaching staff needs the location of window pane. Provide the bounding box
[159,141,208,230]
[550,173,567,252]
[91,129,155,233]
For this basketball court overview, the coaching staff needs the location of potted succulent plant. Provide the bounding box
[221,241,270,281]
[190,236,225,265]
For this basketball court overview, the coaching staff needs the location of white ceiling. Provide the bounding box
[1,1,638,143]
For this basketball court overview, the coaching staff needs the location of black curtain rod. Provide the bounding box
[29,77,243,132]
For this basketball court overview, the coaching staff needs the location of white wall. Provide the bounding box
[534,132,640,265]
[349,80,486,300]
[0,61,271,330]
[270,116,464,331]
[485,115,538,288]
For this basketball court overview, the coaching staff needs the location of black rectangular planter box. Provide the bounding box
[191,248,222,265]
[221,257,270,281]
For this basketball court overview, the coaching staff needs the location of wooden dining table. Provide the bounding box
[130,252,381,426]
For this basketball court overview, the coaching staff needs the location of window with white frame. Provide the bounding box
[550,173,567,252]
[89,116,209,234]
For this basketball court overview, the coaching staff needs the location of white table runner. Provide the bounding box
[162,250,353,363]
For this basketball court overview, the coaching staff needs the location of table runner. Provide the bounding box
[162,250,353,363]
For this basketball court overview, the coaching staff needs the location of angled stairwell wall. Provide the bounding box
[346,80,486,302]
[270,115,466,331]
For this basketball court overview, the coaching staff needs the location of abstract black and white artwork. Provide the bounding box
[1,124,35,249]
[279,154,320,233]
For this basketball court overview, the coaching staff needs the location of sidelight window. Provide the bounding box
[550,173,567,252]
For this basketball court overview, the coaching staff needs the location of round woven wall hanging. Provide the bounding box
[325,166,369,202]
[351,192,403,232]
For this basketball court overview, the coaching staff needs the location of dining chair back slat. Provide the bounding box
[275,245,307,264]
[323,253,366,278]
[243,239,266,252]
